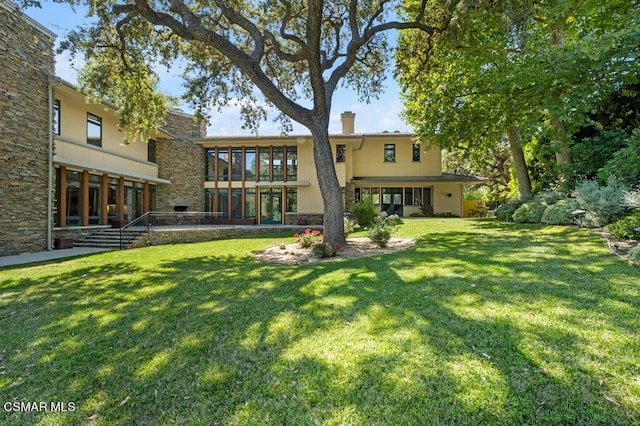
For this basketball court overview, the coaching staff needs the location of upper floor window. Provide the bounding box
[413,144,421,162]
[336,144,346,162]
[87,113,102,147]
[53,99,61,135]
[286,146,297,181]
[384,144,396,162]
[148,139,157,163]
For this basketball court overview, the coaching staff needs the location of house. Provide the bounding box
[0,0,481,256]
[195,111,481,225]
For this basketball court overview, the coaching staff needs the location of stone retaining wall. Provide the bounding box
[129,226,314,249]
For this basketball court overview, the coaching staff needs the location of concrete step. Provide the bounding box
[74,228,147,249]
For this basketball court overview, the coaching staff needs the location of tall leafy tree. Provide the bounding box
[25,0,455,247]
[398,0,640,191]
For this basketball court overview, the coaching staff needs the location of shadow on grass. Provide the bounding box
[0,222,638,424]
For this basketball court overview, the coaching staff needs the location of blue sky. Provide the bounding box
[23,2,411,136]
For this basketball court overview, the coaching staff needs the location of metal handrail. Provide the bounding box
[118,211,226,249]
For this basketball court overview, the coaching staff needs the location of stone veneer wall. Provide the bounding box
[0,2,55,256]
[155,110,206,212]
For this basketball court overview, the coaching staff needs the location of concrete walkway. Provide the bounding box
[0,247,113,268]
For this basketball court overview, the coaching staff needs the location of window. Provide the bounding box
[286,146,297,181]
[205,149,216,181]
[404,188,413,206]
[217,188,229,218]
[245,189,256,219]
[259,147,270,181]
[413,144,421,162]
[148,139,157,163]
[384,144,395,162]
[88,174,102,224]
[53,99,60,135]
[245,148,256,181]
[336,144,346,162]
[87,113,102,147]
[107,177,119,221]
[217,148,229,182]
[231,188,243,218]
[286,187,297,212]
[272,147,284,181]
[231,148,243,181]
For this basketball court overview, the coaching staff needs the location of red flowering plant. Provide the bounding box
[294,228,323,248]
[311,243,341,258]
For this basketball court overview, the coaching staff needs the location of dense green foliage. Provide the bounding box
[1,220,639,424]
[573,176,629,227]
[351,201,377,227]
[366,213,402,247]
[605,212,640,240]
[541,199,580,226]
[512,201,547,224]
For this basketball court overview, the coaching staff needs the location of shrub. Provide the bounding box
[534,190,566,205]
[624,189,640,210]
[513,201,547,223]
[294,228,323,248]
[311,242,340,258]
[605,212,640,240]
[573,175,629,227]
[344,216,355,237]
[367,213,402,247]
[629,245,640,263]
[495,199,524,221]
[351,201,377,227]
[541,199,580,225]
[420,204,434,217]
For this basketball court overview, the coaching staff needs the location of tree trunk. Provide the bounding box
[506,122,532,199]
[550,24,572,172]
[309,120,346,248]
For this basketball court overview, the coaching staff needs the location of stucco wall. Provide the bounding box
[0,2,55,255]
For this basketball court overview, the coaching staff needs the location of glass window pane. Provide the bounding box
[371,188,380,204]
[107,178,119,220]
[88,174,102,224]
[336,144,346,162]
[66,170,81,226]
[245,148,256,181]
[205,149,216,181]
[286,146,297,181]
[384,144,395,162]
[413,144,421,162]
[414,188,423,206]
[148,139,157,163]
[53,99,60,135]
[217,148,229,182]
[245,189,256,219]
[272,147,284,181]
[259,147,270,181]
[87,114,102,147]
[286,188,297,212]
[231,188,242,218]
[404,188,413,206]
[231,148,243,181]
[217,188,229,218]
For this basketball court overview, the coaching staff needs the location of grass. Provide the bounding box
[0,218,638,425]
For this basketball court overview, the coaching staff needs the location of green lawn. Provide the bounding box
[1,219,638,425]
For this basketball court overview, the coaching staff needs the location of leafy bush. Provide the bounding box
[351,201,377,226]
[534,190,567,205]
[541,199,580,225]
[629,245,640,263]
[624,189,640,210]
[572,175,629,227]
[495,199,525,221]
[311,242,340,258]
[605,212,640,240]
[513,201,547,223]
[420,203,434,217]
[597,129,640,187]
[367,213,402,247]
[344,216,355,237]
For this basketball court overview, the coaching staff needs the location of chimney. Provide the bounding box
[341,111,356,135]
